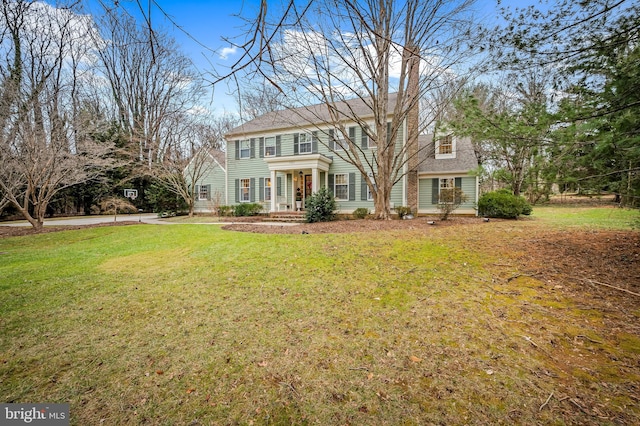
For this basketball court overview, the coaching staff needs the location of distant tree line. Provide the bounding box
[0,0,235,229]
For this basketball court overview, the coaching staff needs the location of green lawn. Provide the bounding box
[530,205,639,229]
[1,207,639,425]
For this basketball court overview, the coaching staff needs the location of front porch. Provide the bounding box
[264,153,333,213]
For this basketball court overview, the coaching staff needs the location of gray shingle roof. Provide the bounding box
[209,149,226,169]
[418,134,478,173]
[226,93,399,138]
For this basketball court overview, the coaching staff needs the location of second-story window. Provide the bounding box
[299,133,312,154]
[264,137,276,156]
[333,130,345,151]
[239,140,251,158]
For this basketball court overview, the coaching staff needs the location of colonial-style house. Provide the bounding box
[190,94,478,216]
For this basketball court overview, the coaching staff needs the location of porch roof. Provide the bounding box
[263,153,333,172]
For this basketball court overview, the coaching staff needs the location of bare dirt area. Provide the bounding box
[222,215,484,234]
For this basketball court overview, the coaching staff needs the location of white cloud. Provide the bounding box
[219,46,237,60]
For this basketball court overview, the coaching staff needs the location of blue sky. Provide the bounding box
[83,0,518,114]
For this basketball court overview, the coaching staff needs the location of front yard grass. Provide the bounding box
[0,208,639,425]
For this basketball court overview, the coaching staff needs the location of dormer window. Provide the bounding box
[435,134,456,159]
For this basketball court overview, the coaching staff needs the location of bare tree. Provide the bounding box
[238,82,285,120]
[92,6,205,171]
[153,113,235,216]
[0,0,115,230]
[218,0,480,219]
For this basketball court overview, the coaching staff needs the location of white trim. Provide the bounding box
[334,173,349,201]
[435,135,456,160]
[239,140,251,159]
[239,178,251,202]
[298,132,313,154]
[264,136,276,157]
[263,153,332,172]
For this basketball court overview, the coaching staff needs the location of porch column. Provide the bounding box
[312,168,320,193]
[270,169,277,212]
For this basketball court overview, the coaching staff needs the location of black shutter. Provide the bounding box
[312,131,318,153]
[235,140,239,160]
[195,185,200,200]
[361,127,368,149]
[328,174,334,196]
[250,178,256,202]
[259,178,264,201]
[432,178,439,204]
[250,138,256,158]
[455,177,463,204]
[235,179,239,203]
[294,134,299,155]
[259,138,264,158]
[361,175,368,201]
[206,184,211,200]
[276,135,281,156]
[349,127,356,145]
[277,176,282,196]
[328,129,334,150]
[349,173,356,201]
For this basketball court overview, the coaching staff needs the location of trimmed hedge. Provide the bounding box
[233,203,263,217]
[478,189,532,219]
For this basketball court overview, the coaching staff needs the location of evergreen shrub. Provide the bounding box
[478,189,533,219]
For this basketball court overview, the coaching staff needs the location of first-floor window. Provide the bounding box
[198,185,209,201]
[335,173,348,200]
[264,177,271,201]
[367,173,375,201]
[439,178,454,203]
[240,178,251,202]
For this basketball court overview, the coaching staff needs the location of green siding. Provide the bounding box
[187,159,226,213]
[226,122,406,212]
[419,176,477,213]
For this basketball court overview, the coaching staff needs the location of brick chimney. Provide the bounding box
[404,44,420,214]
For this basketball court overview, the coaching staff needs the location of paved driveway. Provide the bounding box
[1,213,164,227]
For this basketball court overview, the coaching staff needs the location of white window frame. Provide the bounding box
[264,177,272,201]
[334,173,349,201]
[435,135,455,159]
[240,178,251,202]
[264,137,276,157]
[367,173,375,201]
[364,133,375,149]
[439,178,455,204]
[299,133,312,154]
[333,130,345,151]
[239,140,251,159]
[198,185,209,201]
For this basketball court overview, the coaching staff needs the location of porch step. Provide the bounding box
[268,212,306,223]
